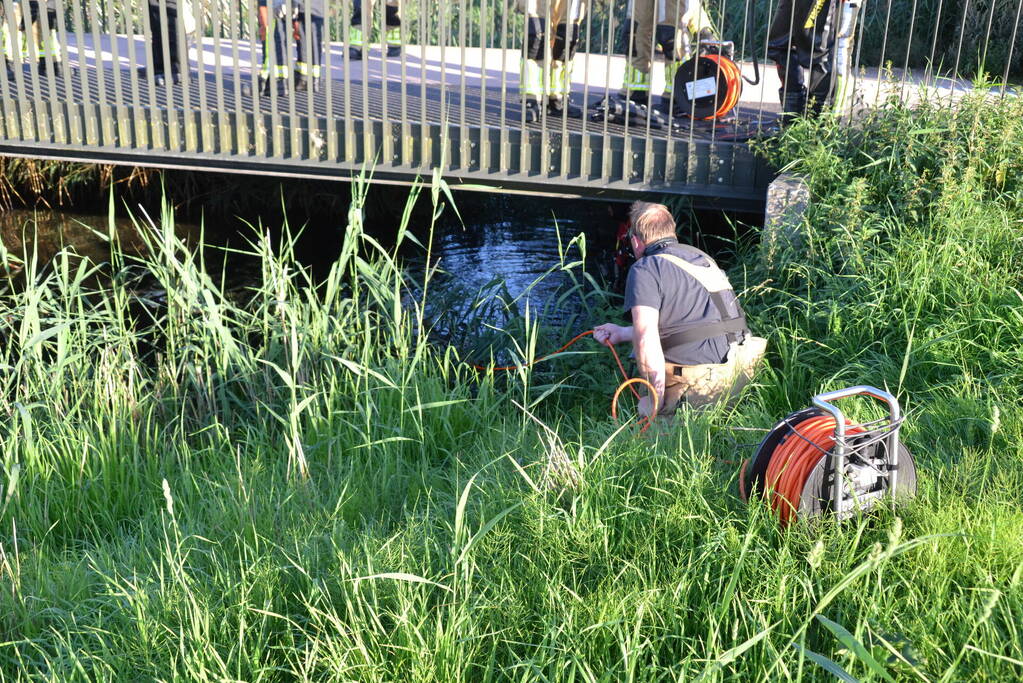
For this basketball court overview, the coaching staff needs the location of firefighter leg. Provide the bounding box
[767,0,812,122]
[517,0,545,121]
[805,0,838,117]
[294,11,308,92]
[384,1,401,58]
[259,13,289,94]
[830,0,862,118]
[295,14,324,92]
[147,4,181,83]
[26,5,60,75]
[1,5,17,81]
[622,0,654,105]
[45,10,59,64]
[548,0,584,117]
[349,0,366,59]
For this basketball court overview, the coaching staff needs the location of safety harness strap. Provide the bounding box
[659,316,749,348]
[653,251,749,348]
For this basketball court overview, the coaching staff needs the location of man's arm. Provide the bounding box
[632,305,665,412]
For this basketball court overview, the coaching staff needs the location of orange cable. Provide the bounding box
[471,329,652,428]
[472,330,597,372]
[763,416,864,526]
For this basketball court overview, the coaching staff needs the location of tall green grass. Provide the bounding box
[1,93,1023,680]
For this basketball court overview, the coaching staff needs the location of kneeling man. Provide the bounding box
[595,202,766,416]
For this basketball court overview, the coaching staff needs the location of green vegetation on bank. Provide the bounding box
[1,92,1022,680]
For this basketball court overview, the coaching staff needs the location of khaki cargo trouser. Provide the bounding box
[624,0,714,90]
[640,336,768,417]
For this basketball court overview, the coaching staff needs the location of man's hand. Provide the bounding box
[593,323,631,347]
[293,20,301,41]
[258,6,268,42]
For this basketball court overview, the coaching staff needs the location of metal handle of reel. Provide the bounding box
[699,39,734,59]
[811,386,901,515]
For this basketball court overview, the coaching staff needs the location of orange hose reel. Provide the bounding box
[740,386,918,526]
[673,53,745,121]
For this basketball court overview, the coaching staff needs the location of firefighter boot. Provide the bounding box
[547,97,582,119]
[653,95,674,118]
[523,96,542,123]
[294,73,308,93]
[348,26,364,60]
[385,26,401,58]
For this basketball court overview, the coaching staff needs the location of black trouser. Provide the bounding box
[766,0,837,106]
[295,13,324,80]
[148,3,180,76]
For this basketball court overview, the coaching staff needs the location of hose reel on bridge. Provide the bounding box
[739,386,918,526]
[672,38,758,121]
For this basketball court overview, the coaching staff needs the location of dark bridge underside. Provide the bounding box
[0,59,774,205]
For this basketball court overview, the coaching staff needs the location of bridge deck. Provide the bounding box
[0,0,995,204]
[0,35,783,202]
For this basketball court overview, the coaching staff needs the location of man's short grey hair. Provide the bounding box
[629,201,677,243]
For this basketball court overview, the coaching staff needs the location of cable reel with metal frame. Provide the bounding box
[672,41,746,120]
[739,386,918,525]
[671,0,761,123]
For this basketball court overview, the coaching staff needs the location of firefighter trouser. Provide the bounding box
[2,3,21,66]
[260,12,290,80]
[623,0,714,98]
[24,3,61,65]
[767,0,837,108]
[295,13,323,79]
[349,0,401,49]
[639,336,767,417]
[148,3,180,75]
[516,0,586,103]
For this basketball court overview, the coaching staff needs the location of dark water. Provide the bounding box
[0,191,760,335]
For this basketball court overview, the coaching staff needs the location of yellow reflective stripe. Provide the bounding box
[1,24,11,60]
[663,60,681,93]
[385,27,400,46]
[260,17,275,77]
[624,65,650,90]
[804,0,828,29]
[40,30,61,60]
[548,61,572,96]
[520,58,543,96]
[349,26,364,47]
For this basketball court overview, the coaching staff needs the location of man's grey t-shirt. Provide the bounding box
[623,238,729,366]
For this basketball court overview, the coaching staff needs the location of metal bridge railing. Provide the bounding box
[0,0,1020,198]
